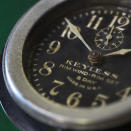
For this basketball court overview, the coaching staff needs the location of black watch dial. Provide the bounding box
[23,5,131,108]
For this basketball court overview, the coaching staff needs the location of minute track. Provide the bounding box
[27,6,131,108]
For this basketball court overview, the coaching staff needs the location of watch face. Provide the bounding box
[23,5,131,108]
[3,0,131,130]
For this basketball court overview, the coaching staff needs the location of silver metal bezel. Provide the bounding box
[2,0,131,130]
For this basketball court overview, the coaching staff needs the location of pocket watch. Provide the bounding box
[1,0,131,130]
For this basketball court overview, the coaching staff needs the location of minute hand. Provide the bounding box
[65,18,92,52]
[104,49,131,56]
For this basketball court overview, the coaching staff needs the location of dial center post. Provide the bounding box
[88,50,103,65]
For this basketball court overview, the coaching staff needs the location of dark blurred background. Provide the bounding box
[0,0,38,130]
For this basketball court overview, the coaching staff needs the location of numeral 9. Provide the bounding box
[47,40,61,54]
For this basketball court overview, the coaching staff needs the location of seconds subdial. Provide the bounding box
[95,27,124,50]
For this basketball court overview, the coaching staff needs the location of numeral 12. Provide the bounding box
[109,15,130,31]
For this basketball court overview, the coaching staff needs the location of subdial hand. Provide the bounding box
[104,49,131,56]
[65,18,92,52]
[104,26,115,46]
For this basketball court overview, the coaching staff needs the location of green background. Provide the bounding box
[0,0,38,130]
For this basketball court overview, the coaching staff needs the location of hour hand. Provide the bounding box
[65,18,92,52]
[104,49,131,56]
[65,18,80,38]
